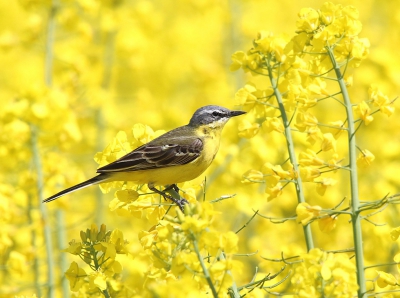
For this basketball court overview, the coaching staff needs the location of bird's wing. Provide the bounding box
[96,135,203,173]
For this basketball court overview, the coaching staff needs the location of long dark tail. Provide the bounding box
[43,174,109,203]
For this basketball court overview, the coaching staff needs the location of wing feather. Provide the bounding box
[97,137,203,173]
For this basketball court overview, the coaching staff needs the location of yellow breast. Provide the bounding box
[107,124,223,186]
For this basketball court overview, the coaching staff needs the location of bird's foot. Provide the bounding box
[148,184,188,212]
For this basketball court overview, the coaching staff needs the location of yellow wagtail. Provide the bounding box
[44,105,245,210]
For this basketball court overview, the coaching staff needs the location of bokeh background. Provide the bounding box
[1,0,399,296]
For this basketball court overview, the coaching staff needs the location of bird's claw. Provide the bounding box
[148,184,188,212]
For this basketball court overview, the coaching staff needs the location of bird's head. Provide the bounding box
[188,105,246,128]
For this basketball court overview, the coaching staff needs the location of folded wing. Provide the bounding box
[97,138,203,173]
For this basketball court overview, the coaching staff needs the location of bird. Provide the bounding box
[43,105,246,210]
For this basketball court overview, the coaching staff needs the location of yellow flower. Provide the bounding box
[139,230,158,249]
[306,126,323,145]
[328,120,345,139]
[172,252,199,275]
[110,229,127,254]
[254,31,287,61]
[246,51,263,71]
[65,262,87,291]
[270,36,287,62]
[6,251,27,276]
[222,231,239,254]
[296,7,320,32]
[327,153,342,170]
[292,248,357,296]
[238,119,260,139]
[296,202,321,225]
[241,169,264,184]
[315,177,337,196]
[369,85,389,106]
[115,189,139,203]
[235,83,258,107]
[265,182,283,201]
[353,101,373,125]
[357,149,375,168]
[63,241,83,255]
[262,162,293,180]
[230,51,246,71]
[321,133,336,152]
[300,166,321,182]
[295,111,318,132]
[376,271,398,288]
[94,242,116,260]
[181,216,208,234]
[89,272,107,291]
[254,31,274,53]
[318,216,337,233]
[299,149,325,166]
[263,117,284,133]
[369,85,395,117]
[342,6,362,36]
[320,2,340,25]
[380,105,395,117]
[350,37,370,67]
[201,230,238,255]
[154,223,173,241]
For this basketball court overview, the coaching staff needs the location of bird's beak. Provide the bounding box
[229,110,246,118]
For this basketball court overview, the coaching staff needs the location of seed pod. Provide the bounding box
[80,231,87,242]
[83,252,92,264]
[97,224,107,241]
[90,224,98,242]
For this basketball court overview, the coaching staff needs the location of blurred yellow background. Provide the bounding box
[1,0,399,297]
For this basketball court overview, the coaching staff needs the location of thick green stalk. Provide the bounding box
[266,61,314,251]
[327,47,366,297]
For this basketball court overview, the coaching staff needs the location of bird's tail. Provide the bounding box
[43,174,110,203]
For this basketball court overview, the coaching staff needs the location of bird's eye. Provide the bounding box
[212,111,221,117]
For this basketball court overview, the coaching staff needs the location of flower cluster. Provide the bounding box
[232,1,394,228]
[64,224,128,296]
[138,202,241,296]
[291,248,358,297]
[296,202,337,233]
[231,2,398,296]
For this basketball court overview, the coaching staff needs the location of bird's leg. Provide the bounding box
[164,184,188,210]
[148,183,188,212]
[164,184,180,193]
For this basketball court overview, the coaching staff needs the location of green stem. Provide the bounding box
[56,210,70,298]
[31,126,55,297]
[42,2,58,297]
[266,59,314,251]
[95,29,116,226]
[192,235,219,297]
[27,184,41,296]
[44,0,57,86]
[326,47,366,297]
[219,252,240,298]
[90,247,111,298]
